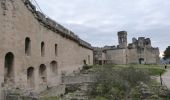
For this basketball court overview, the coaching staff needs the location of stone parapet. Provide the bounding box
[22,0,93,50]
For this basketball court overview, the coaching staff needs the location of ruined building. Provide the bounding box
[0,0,93,98]
[0,0,160,99]
[94,31,160,65]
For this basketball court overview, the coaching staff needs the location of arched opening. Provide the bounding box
[139,58,145,64]
[99,60,102,65]
[83,60,87,65]
[4,52,14,84]
[25,37,31,56]
[39,64,47,83]
[50,61,58,75]
[88,55,90,64]
[27,67,34,88]
[55,44,58,56]
[41,42,45,57]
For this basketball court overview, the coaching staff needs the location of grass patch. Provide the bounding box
[92,64,166,76]
[140,67,166,76]
[129,64,166,76]
[40,96,60,100]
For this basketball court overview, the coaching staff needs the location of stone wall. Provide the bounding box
[0,0,93,98]
[127,49,139,64]
[93,31,160,65]
[104,48,159,65]
[64,74,96,85]
[106,49,127,64]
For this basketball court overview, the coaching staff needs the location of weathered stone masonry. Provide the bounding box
[0,0,161,99]
[0,0,93,97]
[94,31,160,65]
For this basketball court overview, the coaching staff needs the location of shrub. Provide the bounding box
[83,65,93,70]
[90,66,151,100]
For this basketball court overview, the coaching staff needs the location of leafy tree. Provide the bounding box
[163,46,170,60]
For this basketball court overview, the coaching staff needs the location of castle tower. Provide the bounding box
[145,38,151,48]
[118,31,127,48]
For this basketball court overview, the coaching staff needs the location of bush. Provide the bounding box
[90,66,151,100]
[83,65,93,70]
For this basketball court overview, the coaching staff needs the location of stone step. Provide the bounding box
[39,84,65,97]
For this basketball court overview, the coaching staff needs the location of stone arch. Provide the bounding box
[27,67,34,88]
[4,52,14,84]
[83,60,87,65]
[41,42,45,57]
[139,58,145,64]
[25,37,31,55]
[39,64,47,83]
[88,55,90,64]
[50,61,58,75]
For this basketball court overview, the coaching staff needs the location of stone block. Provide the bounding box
[46,18,57,28]
[35,11,46,22]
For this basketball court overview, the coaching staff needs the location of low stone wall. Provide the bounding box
[5,96,38,100]
[3,84,65,100]
[64,74,96,85]
[3,89,38,100]
[2,73,95,100]
[39,84,65,97]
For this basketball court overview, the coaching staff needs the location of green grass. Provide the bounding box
[92,96,108,100]
[39,96,60,100]
[140,67,166,76]
[128,64,166,76]
[92,64,166,76]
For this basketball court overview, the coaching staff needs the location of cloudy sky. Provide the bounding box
[32,0,170,57]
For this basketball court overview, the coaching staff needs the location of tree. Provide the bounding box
[163,46,170,60]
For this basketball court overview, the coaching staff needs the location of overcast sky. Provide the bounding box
[33,0,170,57]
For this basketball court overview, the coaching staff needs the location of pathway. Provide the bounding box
[161,68,170,89]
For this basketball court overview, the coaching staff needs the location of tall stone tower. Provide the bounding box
[118,31,127,48]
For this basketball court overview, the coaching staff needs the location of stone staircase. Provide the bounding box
[63,83,90,100]
[39,84,65,97]
[63,90,88,100]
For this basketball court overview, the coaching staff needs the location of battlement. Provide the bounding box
[117,31,127,36]
[93,47,104,51]
[22,0,92,50]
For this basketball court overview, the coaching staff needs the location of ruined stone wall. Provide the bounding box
[103,47,159,65]
[127,49,139,64]
[127,48,160,64]
[0,0,93,96]
[106,49,126,64]
[144,48,160,64]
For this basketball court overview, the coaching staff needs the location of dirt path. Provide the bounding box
[160,68,170,89]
